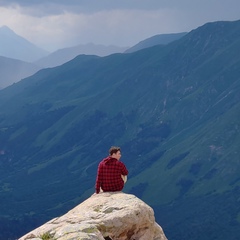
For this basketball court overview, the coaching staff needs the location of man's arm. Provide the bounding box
[120,162,128,176]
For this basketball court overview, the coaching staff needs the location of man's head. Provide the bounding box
[109,146,121,160]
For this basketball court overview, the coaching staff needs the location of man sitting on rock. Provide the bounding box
[95,146,128,194]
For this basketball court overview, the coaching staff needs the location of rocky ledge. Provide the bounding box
[19,192,167,240]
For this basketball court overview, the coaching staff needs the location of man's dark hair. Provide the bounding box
[109,146,121,155]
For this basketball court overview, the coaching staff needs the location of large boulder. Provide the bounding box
[19,192,167,240]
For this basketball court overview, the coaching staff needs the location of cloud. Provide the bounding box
[0,0,169,12]
[71,8,181,46]
[0,0,171,16]
[0,5,186,50]
[0,0,239,51]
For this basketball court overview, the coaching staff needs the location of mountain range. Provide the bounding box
[35,33,186,68]
[0,26,185,89]
[0,20,240,240]
[34,43,129,68]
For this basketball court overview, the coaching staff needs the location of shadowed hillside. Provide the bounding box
[0,56,40,89]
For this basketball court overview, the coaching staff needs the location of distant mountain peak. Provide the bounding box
[0,25,16,35]
[0,25,12,30]
[0,25,49,62]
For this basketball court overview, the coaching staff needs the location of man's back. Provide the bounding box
[95,156,128,193]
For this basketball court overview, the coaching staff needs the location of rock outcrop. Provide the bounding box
[19,192,167,240]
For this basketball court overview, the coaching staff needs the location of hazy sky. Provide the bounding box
[0,0,239,51]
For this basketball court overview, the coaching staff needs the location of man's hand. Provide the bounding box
[121,175,127,183]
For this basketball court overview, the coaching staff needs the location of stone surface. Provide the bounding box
[19,192,167,240]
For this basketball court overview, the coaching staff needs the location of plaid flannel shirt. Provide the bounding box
[95,156,128,194]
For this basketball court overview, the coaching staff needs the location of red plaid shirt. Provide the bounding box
[95,156,128,194]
